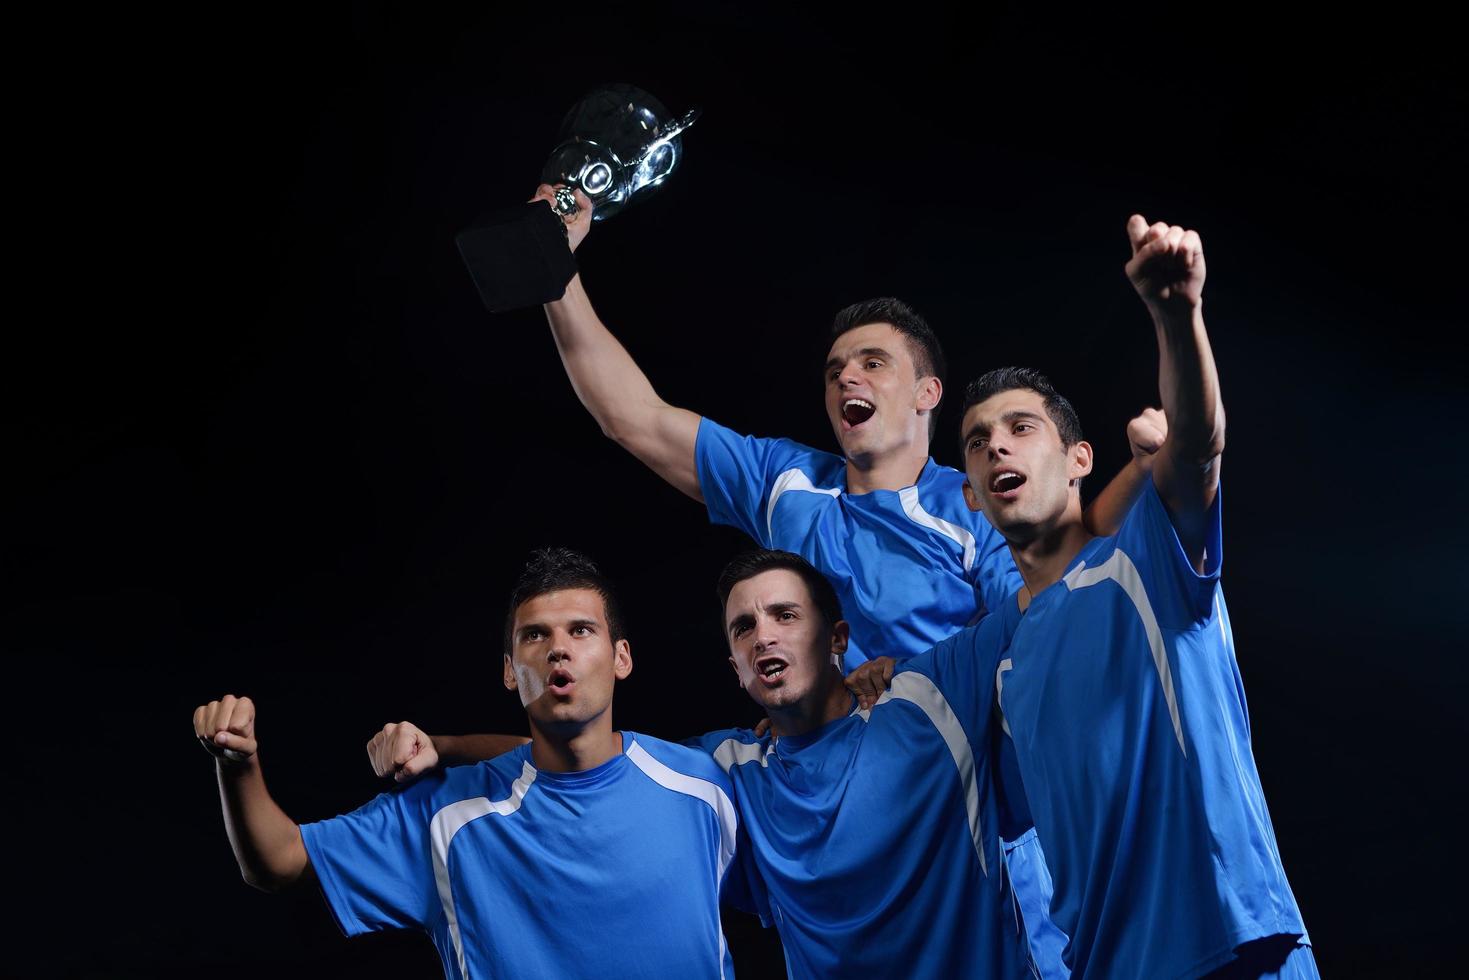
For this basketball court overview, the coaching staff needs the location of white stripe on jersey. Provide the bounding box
[711,737,774,771]
[626,740,739,980]
[881,672,989,876]
[899,485,978,572]
[429,761,538,980]
[765,467,841,540]
[1063,548,1187,755]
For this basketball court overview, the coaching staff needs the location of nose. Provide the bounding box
[838,362,862,388]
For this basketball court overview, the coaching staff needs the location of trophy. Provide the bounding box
[457,84,700,312]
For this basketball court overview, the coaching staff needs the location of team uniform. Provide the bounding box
[995,483,1313,979]
[697,418,1021,669]
[696,417,1069,976]
[300,732,740,980]
[690,617,1031,980]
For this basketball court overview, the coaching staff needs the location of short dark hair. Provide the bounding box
[960,366,1084,452]
[503,548,627,655]
[829,297,947,440]
[715,549,844,633]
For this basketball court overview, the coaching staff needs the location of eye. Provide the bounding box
[732,623,750,638]
[571,625,592,637]
[865,359,883,370]
[779,610,797,621]
[967,437,988,452]
[1014,422,1034,434]
[522,628,543,642]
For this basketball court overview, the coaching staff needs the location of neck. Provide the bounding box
[844,445,928,495]
[767,668,853,738]
[526,714,622,773]
[1007,506,1093,609]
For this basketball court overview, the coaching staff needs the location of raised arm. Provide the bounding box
[1082,407,1169,535]
[533,185,703,501]
[194,695,310,892]
[1124,215,1224,568]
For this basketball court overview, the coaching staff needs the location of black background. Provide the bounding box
[9,3,1466,977]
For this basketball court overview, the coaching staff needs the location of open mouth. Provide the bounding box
[549,669,575,690]
[756,658,789,682]
[842,399,876,426]
[990,470,1027,495]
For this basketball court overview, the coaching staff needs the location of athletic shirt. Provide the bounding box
[299,732,739,980]
[696,418,1022,670]
[690,621,1031,980]
[996,483,1309,979]
[697,415,1068,978]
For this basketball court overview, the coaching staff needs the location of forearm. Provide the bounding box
[1083,457,1149,535]
[434,733,531,766]
[216,758,309,891]
[1154,306,1225,465]
[543,275,702,498]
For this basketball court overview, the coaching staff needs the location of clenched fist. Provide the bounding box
[1127,407,1169,471]
[366,720,439,783]
[1126,215,1205,314]
[530,184,594,253]
[194,694,258,765]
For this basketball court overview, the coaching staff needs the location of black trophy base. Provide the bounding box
[455,202,578,313]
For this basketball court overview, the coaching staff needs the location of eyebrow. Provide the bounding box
[824,346,895,374]
[962,409,1046,446]
[726,601,802,636]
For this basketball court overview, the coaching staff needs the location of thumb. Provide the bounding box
[1126,214,1149,254]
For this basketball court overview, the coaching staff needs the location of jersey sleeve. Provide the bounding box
[681,728,775,925]
[970,517,1024,620]
[900,615,1008,745]
[1114,478,1224,628]
[299,779,441,937]
[694,417,816,545]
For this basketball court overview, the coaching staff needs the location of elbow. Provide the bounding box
[241,866,284,893]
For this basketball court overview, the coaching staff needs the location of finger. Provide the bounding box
[365,732,385,777]
[1165,225,1186,251]
[227,697,254,737]
[1147,222,1169,244]
[1126,215,1149,254]
[214,730,257,759]
[391,728,419,769]
[528,183,556,204]
[205,697,230,737]
[193,704,207,739]
[1183,229,1203,268]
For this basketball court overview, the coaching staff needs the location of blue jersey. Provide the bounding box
[996,483,1309,979]
[690,620,1031,980]
[696,416,1066,978]
[696,418,1022,669]
[300,732,739,980]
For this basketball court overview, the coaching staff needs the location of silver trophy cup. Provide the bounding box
[457,84,699,312]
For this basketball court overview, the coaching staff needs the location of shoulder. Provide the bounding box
[683,727,770,773]
[697,418,840,475]
[629,732,732,782]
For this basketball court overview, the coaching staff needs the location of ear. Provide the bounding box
[612,638,633,681]
[503,653,516,692]
[830,619,850,655]
[728,655,744,688]
[962,478,983,513]
[1069,439,1095,484]
[916,375,943,413]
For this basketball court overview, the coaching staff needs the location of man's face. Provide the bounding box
[960,388,1093,541]
[724,568,847,714]
[823,323,940,464]
[504,588,632,734]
